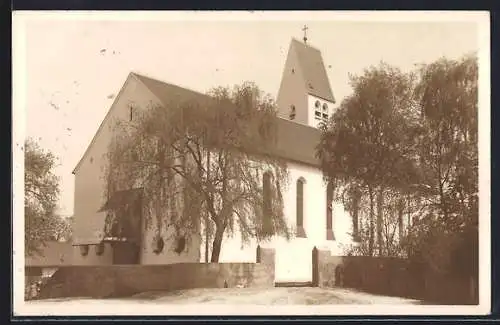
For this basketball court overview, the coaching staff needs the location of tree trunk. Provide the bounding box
[204,213,210,263]
[407,194,411,231]
[377,187,384,256]
[368,187,375,257]
[352,193,360,241]
[205,151,211,263]
[210,225,225,262]
[397,198,404,242]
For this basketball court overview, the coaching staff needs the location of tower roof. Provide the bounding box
[290,38,335,103]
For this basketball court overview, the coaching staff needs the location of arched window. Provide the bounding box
[315,100,321,109]
[326,182,335,240]
[296,177,306,238]
[322,103,329,121]
[263,172,272,214]
[262,171,273,234]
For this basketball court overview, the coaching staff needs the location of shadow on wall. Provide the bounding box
[312,246,479,305]
[36,246,275,300]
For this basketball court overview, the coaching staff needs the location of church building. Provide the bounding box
[71,35,357,284]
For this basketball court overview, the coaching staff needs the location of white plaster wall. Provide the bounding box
[72,74,162,264]
[140,220,202,264]
[213,228,258,263]
[215,161,355,283]
[307,94,335,128]
[138,146,203,264]
[71,243,114,265]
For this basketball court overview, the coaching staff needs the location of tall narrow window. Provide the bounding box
[129,106,133,121]
[326,182,335,240]
[262,171,273,235]
[296,177,306,238]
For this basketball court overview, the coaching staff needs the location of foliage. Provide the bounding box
[24,138,62,256]
[105,82,290,262]
[317,62,419,256]
[318,55,478,277]
[49,215,73,242]
[409,54,478,273]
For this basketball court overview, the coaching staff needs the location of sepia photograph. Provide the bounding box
[12,11,490,316]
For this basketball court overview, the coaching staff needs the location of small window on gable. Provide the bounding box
[291,68,295,74]
[315,100,321,109]
[289,105,296,120]
[322,103,328,112]
[129,106,133,122]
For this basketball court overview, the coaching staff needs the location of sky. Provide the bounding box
[14,12,482,217]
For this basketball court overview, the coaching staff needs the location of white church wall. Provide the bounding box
[72,74,155,246]
[137,135,204,265]
[72,73,168,265]
[140,220,202,265]
[214,160,355,282]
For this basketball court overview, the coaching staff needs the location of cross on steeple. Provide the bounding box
[302,25,309,44]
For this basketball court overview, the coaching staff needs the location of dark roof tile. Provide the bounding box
[291,38,335,103]
[133,73,321,167]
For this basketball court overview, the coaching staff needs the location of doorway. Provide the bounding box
[111,241,140,264]
[274,239,313,285]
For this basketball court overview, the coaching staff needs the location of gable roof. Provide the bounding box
[274,117,321,166]
[133,73,216,109]
[290,38,335,103]
[72,73,139,174]
[133,73,322,167]
[72,71,322,175]
[25,241,73,267]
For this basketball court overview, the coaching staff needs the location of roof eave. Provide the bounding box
[307,91,336,104]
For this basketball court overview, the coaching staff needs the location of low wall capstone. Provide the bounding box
[38,246,275,299]
[312,246,478,305]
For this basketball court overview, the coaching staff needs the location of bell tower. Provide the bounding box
[276,33,336,128]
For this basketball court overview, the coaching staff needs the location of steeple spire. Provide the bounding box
[302,25,309,44]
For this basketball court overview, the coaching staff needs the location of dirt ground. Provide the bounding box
[28,286,422,305]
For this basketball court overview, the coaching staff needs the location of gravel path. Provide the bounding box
[28,287,421,305]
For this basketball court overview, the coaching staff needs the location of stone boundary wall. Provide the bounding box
[312,247,478,305]
[38,246,275,300]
